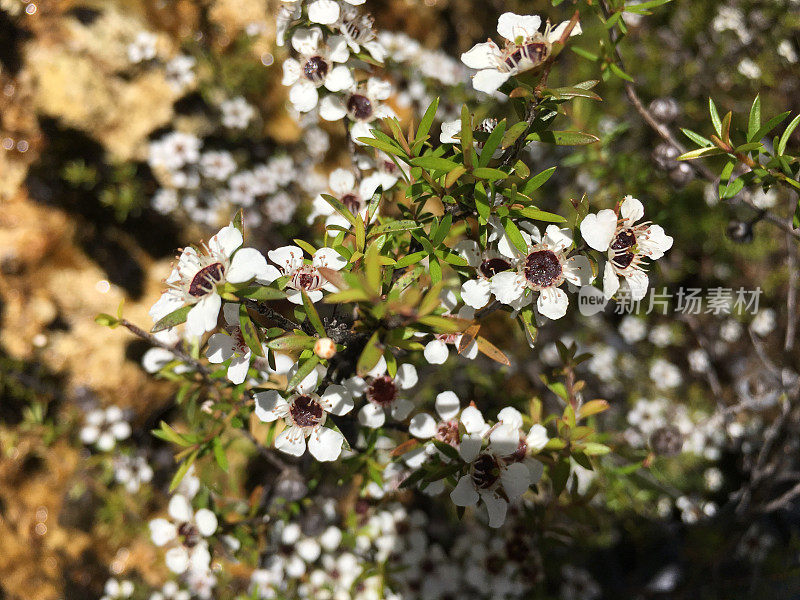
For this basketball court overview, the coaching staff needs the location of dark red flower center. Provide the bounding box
[612,252,635,269]
[435,419,459,446]
[188,262,224,297]
[289,395,324,427]
[178,522,200,548]
[479,257,511,278]
[610,228,636,251]
[367,376,397,407]
[341,193,362,213]
[347,94,373,120]
[523,250,562,289]
[471,453,501,490]
[303,55,329,83]
[291,266,324,291]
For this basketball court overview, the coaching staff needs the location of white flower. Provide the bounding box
[101,578,134,600]
[282,28,353,113]
[149,494,218,575]
[687,348,710,373]
[254,383,354,461]
[343,357,418,429]
[319,77,395,143]
[439,119,461,144]
[265,245,346,304]
[150,581,191,600]
[200,151,237,181]
[113,454,154,493]
[148,132,201,172]
[750,309,776,337]
[337,4,385,61]
[165,54,196,92]
[490,224,593,319]
[618,315,647,343]
[151,188,179,215]
[737,57,761,80]
[422,305,478,364]
[307,168,375,228]
[221,96,256,129]
[449,413,540,527]
[460,13,581,93]
[128,31,157,63]
[579,195,673,301]
[80,406,131,451]
[266,192,297,225]
[149,223,273,337]
[205,303,254,384]
[649,358,682,390]
[456,239,520,309]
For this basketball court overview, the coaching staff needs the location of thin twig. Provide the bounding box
[119,319,210,378]
[785,232,797,351]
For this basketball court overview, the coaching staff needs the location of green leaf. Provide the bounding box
[413,97,439,154]
[169,449,199,492]
[410,156,460,172]
[681,128,713,147]
[474,182,491,222]
[152,420,195,447]
[286,355,321,390]
[430,214,452,246]
[293,238,317,256]
[749,111,790,143]
[395,250,428,268]
[357,136,407,157]
[582,442,611,456]
[501,216,528,253]
[609,62,634,82]
[522,166,556,195]
[418,315,468,334]
[747,95,761,142]
[720,176,745,199]
[364,243,382,295]
[709,98,722,136]
[320,193,357,227]
[238,304,264,357]
[300,291,326,337]
[546,86,602,101]
[151,305,191,333]
[478,120,507,167]
[94,313,119,328]
[357,331,383,376]
[232,209,244,234]
[677,147,724,160]
[510,207,567,223]
[431,439,461,462]
[778,114,800,156]
[266,334,317,351]
[527,131,599,145]
[571,46,598,61]
[369,220,422,237]
[445,165,467,187]
[213,437,229,472]
[500,121,529,149]
[472,167,508,181]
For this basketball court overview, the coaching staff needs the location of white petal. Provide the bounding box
[209,224,243,257]
[500,462,532,499]
[537,286,568,320]
[206,333,235,363]
[435,391,460,420]
[391,398,414,420]
[313,247,347,271]
[168,494,193,522]
[324,65,354,91]
[321,384,354,415]
[543,225,573,251]
[626,269,649,301]
[186,293,221,337]
[150,291,184,323]
[408,413,437,439]
[450,475,479,506]
[296,538,322,562]
[548,19,582,43]
[222,302,240,325]
[460,41,501,70]
[291,27,322,55]
[471,69,511,94]
[439,119,461,144]
[620,195,645,223]
[489,423,520,456]
[526,424,549,452]
[365,355,387,379]
[402,445,430,468]
[111,421,131,440]
[640,225,673,259]
[281,58,301,86]
[497,407,524,429]
[319,95,347,121]
[254,390,289,422]
[461,278,492,309]
[580,209,617,251]
[268,245,304,272]
[490,271,525,305]
[603,261,620,299]
[454,239,482,266]
[563,254,594,286]
[480,491,508,528]
[149,518,177,546]
[460,406,486,434]
[308,0,339,24]
[423,339,449,364]
[194,508,218,536]
[289,81,319,112]
[396,363,418,389]
[329,168,356,194]
[358,403,386,428]
[165,547,189,574]
[228,248,269,283]
[227,352,251,384]
[308,427,344,461]
[188,543,211,573]
[275,427,307,456]
[459,433,483,462]
[497,12,542,42]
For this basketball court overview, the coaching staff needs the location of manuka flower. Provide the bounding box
[149,224,272,337]
[254,384,354,461]
[579,195,673,301]
[149,494,218,575]
[337,4,386,61]
[343,357,418,429]
[319,77,395,143]
[264,245,347,304]
[80,406,131,452]
[460,12,581,94]
[456,239,518,310]
[282,27,353,113]
[307,168,376,228]
[206,303,254,385]
[490,224,593,319]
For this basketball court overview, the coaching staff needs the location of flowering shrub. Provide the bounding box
[3,0,800,598]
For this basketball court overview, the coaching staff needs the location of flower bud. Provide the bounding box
[649,425,684,456]
[314,337,336,359]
